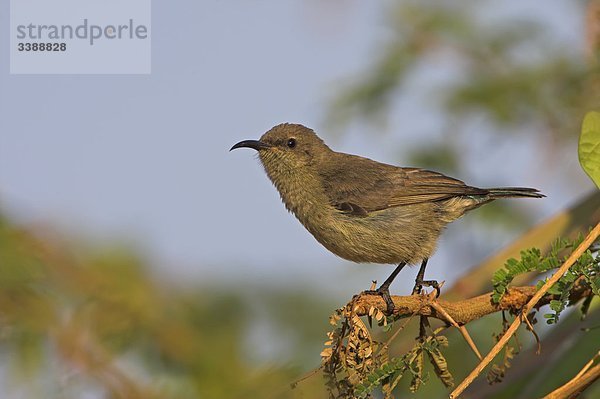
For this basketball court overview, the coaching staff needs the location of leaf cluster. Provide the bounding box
[321,303,453,399]
[492,235,599,324]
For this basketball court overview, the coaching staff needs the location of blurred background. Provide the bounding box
[1,1,599,398]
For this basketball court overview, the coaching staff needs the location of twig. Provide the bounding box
[429,301,482,360]
[450,222,600,399]
[542,363,600,399]
[290,366,322,388]
[541,350,600,399]
[383,312,418,348]
[573,351,599,380]
[523,313,541,355]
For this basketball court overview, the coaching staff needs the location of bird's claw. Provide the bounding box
[362,287,395,315]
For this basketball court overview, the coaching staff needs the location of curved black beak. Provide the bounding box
[230,140,271,152]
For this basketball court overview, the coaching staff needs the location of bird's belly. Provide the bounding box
[303,205,446,265]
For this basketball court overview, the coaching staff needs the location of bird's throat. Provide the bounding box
[260,158,331,226]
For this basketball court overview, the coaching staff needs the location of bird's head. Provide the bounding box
[230,123,331,173]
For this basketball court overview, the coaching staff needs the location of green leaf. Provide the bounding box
[579,111,600,188]
[354,359,408,398]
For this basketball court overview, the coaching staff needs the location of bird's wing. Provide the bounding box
[318,155,487,215]
[385,167,489,207]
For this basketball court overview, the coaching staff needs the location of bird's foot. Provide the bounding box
[362,285,395,315]
[412,279,440,298]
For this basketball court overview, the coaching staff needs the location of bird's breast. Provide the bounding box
[261,163,444,265]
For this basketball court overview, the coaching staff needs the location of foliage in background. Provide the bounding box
[329,1,597,140]
[1,209,598,398]
[0,215,332,398]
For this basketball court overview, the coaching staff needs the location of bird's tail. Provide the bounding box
[442,186,544,219]
[486,187,545,199]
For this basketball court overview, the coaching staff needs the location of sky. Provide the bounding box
[0,1,594,297]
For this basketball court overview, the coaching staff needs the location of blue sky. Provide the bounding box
[0,1,594,297]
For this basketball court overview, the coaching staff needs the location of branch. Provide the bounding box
[351,282,592,325]
[451,221,600,399]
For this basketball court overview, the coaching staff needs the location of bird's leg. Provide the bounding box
[411,258,440,297]
[363,262,406,315]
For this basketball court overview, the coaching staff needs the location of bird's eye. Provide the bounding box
[287,138,296,148]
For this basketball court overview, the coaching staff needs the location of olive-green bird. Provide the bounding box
[231,123,544,313]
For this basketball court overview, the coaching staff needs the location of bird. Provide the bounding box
[230,123,544,313]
